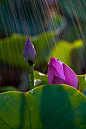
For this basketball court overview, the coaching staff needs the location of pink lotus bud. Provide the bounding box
[48,57,79,89]
[23,37,36,65]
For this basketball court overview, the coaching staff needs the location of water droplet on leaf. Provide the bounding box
[56,58,59,60]
[30,89,34,93]
[4,94,9,99]
[60,62,62,65]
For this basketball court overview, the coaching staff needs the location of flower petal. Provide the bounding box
[49,57,66,80]
[52,76,69,85]
[48,64,60,84]
[63,63,79,88]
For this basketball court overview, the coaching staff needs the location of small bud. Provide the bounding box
[23,37,36,65]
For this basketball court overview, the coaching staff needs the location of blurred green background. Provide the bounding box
[0,0,86,92]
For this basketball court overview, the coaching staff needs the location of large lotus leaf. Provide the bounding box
[0,85,86,128]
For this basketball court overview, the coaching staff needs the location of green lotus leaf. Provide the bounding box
[0,85,86,128]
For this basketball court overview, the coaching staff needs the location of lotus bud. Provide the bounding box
[23,37,36,65]
[48,57,79,89]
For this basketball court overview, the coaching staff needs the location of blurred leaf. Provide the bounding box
[78,74,86,93]
[34,79,41,87]
[0,86,17,93]
[0,85,86,128]
[0,34,28,69]
[48,40,72,66]
[34,71,48,85]
[0,32,55,69]
[47,40,84,73]
[71,40,84,73]
[32,32,56,66]
[0,34,84,74]
[58,0,86,21]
